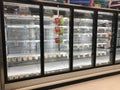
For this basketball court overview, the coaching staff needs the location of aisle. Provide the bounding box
[54,74,120,90]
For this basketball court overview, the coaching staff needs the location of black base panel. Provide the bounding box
[33,71,120,90]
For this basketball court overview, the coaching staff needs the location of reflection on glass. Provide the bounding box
[4,2,41,80]
[115,14,120,63]
[96,12,113,66]
[73,9,93,70]
[44,6,70,74]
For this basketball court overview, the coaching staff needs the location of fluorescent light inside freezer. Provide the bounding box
[4,2,39,8]
[44,6,69,11]
[98,12,113,16]
[74,9,93,14]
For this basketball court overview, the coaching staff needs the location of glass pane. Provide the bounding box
[96,12,113,66]
[73,9,93,70]
[4,2,41,80]
[115,14,120,63]
[44,6,70,74]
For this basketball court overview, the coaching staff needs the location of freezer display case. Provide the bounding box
[73,9,93,70]
[115,14,120,63]
[43,6,70,74]
[96,12,113,66]
[4,2,41,80]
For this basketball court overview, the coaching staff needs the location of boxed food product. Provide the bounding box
[94,0,109,8]
[69,0,94,6]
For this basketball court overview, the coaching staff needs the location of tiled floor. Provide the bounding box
[54,74,120,90]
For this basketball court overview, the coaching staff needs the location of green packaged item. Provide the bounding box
[60,18,64,25]
[60,27,64,35]
[60,38,63,43]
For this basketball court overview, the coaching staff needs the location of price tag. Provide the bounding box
[67,55,69,59]
[28,57,32,61]
[58,54,61,57]
[87,44,90,48]
[78,34,80,37]
[97,53,99,56]
[16,76,19,79]
[100,53,102,56]
[79,66,82,68]
[50,16,53,21]
[82,44,85,48]
[45,55,48,59]
[67,46,69,49]
[18,57,22,62]
[77,45,80,48]
[35,56,38,60]
[83,54,85,57]
[7,58,10,62]
[62,54,65,57]
[77,28,80,31]
[68,19,69,22]
[49,55,53,58]
[9,77,13,80]
[53,54,56,58]
[24,57,27,61]
[89,54,91,57]
[12,58,16,62]
[104,52,106,55]
[61,54,63,57]
[67,27,69,30]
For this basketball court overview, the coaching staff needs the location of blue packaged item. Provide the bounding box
[70,0,91,5]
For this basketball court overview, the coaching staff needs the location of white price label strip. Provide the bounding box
[29,57,32,60]
[7,58,10,62]
[35,56,38,60]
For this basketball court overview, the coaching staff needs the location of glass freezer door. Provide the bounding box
[44,6,70,74]
[96,12,113,66]
[115,14,120,63]
[73,9,93,70]
[4,2,41,80]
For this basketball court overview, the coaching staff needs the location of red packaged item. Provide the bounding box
[55,18,60,25]
[55,38,60,43]
[55,27,60,33]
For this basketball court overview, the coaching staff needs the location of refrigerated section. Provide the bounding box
[43,6,70,74]
[4,2,41,80]
[73,9,93,70]
[116,14,120,63]
[96,12,113,66]
[0,1,120,89]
